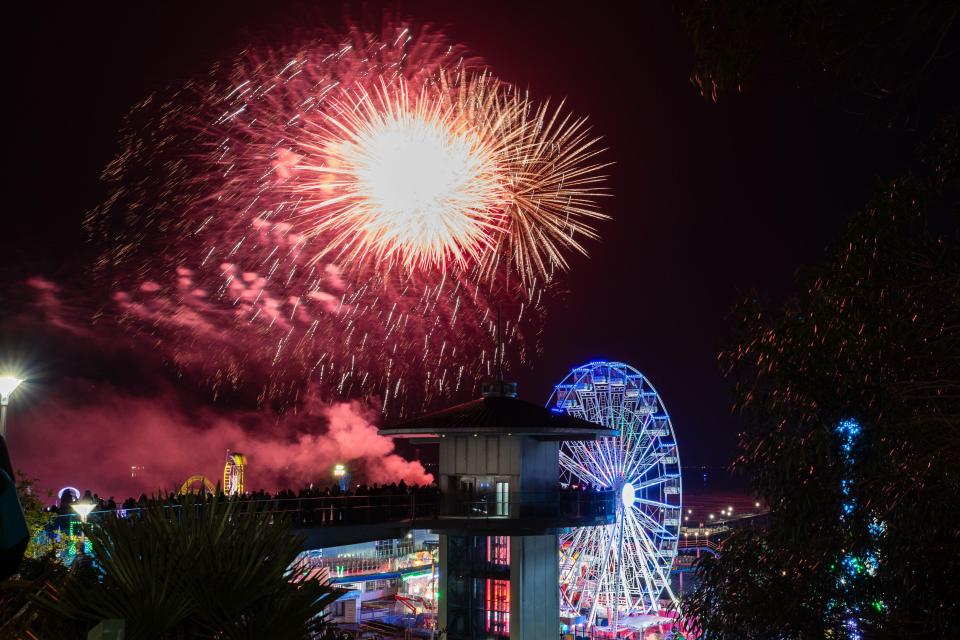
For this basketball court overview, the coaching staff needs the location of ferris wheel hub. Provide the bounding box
[620,482,636,508]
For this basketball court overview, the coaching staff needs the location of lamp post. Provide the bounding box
[0,376,23,439]
[73,500,96,556]
[333,463,348,492]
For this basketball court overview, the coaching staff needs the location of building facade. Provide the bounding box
[382,381,616,639]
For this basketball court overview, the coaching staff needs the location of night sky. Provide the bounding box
[3,2,919,496]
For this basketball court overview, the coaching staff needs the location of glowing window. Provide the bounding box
[485,578,510,635]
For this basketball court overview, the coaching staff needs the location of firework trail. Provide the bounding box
[86,22,607,416]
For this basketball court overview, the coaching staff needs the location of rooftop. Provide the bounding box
[381,393,618,440]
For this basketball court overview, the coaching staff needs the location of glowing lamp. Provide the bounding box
[333,464,346,477]
[73,501,96,524]
[0,376,22,402]
[0,375,24,438]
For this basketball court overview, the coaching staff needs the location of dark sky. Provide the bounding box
[4,1,924,493]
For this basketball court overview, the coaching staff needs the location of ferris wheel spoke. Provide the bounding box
[623,436,657,481]
[633,516,673,580]
[616,538,639,614]
[628,511,679,606]
[622,510,660,612]
[610,434,627,471]
[592,437,621,482]
[560,545,587,611]
[632,449,672,481]
[621,413,652,470]
[633,475,669,491]
[586,521,616,626]
[561,449,611,488]
[626,416,657,463]
[636,497,675,510]
[632,504,673,539]
[561,446,599,481]
[560,527,590,585]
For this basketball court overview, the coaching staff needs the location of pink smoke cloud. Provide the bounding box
[7,379,432,503]
[25,277,91,336]
[9,274,435,504]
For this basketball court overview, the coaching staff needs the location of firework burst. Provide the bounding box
[288,72,608,281]
[86,22,608,415]
[292,78,509,270]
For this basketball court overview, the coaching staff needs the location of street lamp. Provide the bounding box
[333,463,348,491]
[73,500,96,556]
[0,375,23,439]
[73,500,96,524]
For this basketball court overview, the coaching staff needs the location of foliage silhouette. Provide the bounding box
[37,493,344,639]
[681,118,958,637]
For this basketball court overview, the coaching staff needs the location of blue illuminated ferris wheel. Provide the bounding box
[548,361,682,629]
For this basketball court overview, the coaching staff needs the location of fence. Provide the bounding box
[47,489,617,530]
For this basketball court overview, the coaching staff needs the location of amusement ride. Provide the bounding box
[549,361,682,631]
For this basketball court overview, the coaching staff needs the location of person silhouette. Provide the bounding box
[0,435,28,580]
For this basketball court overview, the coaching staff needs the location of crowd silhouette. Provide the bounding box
[51,481,442,528]
[50,480,611,529]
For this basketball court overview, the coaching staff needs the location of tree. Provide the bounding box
[14,471,60,558]
[679,0,958,125]
[32,494,344,639]
[681,118,959,637]
[0,551,99,639]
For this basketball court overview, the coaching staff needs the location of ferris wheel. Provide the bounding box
[548,361,682,629]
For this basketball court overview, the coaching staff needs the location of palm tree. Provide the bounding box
[38,494,343,639]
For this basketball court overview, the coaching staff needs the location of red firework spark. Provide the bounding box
[86,21,607,416]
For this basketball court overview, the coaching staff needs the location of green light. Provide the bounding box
[402,571,433,581]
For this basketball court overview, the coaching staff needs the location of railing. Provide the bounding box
[676,538,720,553]
[47,494,427,530]
[305,555,432,576]
[46,489,616,531]
[438,490,616,522]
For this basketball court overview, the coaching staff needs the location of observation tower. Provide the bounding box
[381,379,617,639]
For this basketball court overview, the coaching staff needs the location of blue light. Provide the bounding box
[841,554,859,576]
[547,359,679,623]
[868,520,886,537]
[836,418,862,448]
[836,418,861,519]
[845,616,863,640]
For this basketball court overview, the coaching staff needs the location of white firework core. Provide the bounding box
[344,108,502,267]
